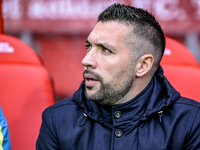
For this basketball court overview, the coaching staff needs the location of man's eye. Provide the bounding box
[85,44,92,51]
[102,47,111,54]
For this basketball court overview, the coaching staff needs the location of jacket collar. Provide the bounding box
[74,66,180,128]
[144,66,180,117]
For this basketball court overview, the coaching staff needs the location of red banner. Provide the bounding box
[2,0,200,35]
[0,0,3,34]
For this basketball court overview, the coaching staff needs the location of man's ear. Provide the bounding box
[135,54,154,77]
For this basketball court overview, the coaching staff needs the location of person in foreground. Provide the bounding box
[36,3,200,150]
[0,107,12,150]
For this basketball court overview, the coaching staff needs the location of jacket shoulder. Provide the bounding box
[175,96,200,108]
[174,97,200,149]
[41,97,81,121]
[49,97,77,110]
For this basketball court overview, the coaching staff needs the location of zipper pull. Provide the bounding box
[158,110,163,123]
[78,113,88,126]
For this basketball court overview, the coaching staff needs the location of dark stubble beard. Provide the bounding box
[83,67,134,105]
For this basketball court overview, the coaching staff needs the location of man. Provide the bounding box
[36,3,200,150]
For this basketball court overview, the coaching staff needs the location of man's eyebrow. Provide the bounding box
[96,42,115,51]
[85,39,115,51]
[85,39,90,44]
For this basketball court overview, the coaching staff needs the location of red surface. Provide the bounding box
[0,34,42,65]
[162,65,200,102]
[3,0,200,35]
[0,34,55,150]
[0,0,3,34]
[38,35,86,98]
[161,37,199,67]
[161,37,200,102]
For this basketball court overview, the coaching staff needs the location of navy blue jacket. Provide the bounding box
[36,67,200,150]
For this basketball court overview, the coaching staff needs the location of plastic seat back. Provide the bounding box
[161,37,200,102]
[0,34,55,150]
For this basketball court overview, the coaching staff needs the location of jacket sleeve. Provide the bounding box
[185,107,200,149]
[0,107,12,150]
[36,107,59,150]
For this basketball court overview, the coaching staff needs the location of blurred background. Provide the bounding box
[2,0,200,102]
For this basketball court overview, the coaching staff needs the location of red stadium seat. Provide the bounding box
[161,37,200,102]
[161,36,199,67]
[0,34,55,150]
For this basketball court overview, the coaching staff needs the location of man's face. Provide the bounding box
[82,21,136,105]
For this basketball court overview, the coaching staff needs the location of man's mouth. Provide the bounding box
[83,73,99,86]
[87,78,95,81]
[84,74,98,81]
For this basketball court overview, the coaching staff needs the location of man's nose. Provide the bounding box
[82,49,97,69]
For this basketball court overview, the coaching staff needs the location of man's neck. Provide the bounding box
[114,76,153,105]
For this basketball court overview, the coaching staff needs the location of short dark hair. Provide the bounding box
[98,3,165,70]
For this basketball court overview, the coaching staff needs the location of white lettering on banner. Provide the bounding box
[153,0,187,21]
[191,0,200,20]
[27,0,120,20]
[164,48,172,55]
[2,0,199,22]
[131,0,153,10]
[0,42,14,53]
[2,0,23,20]
[132,0,187,21]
